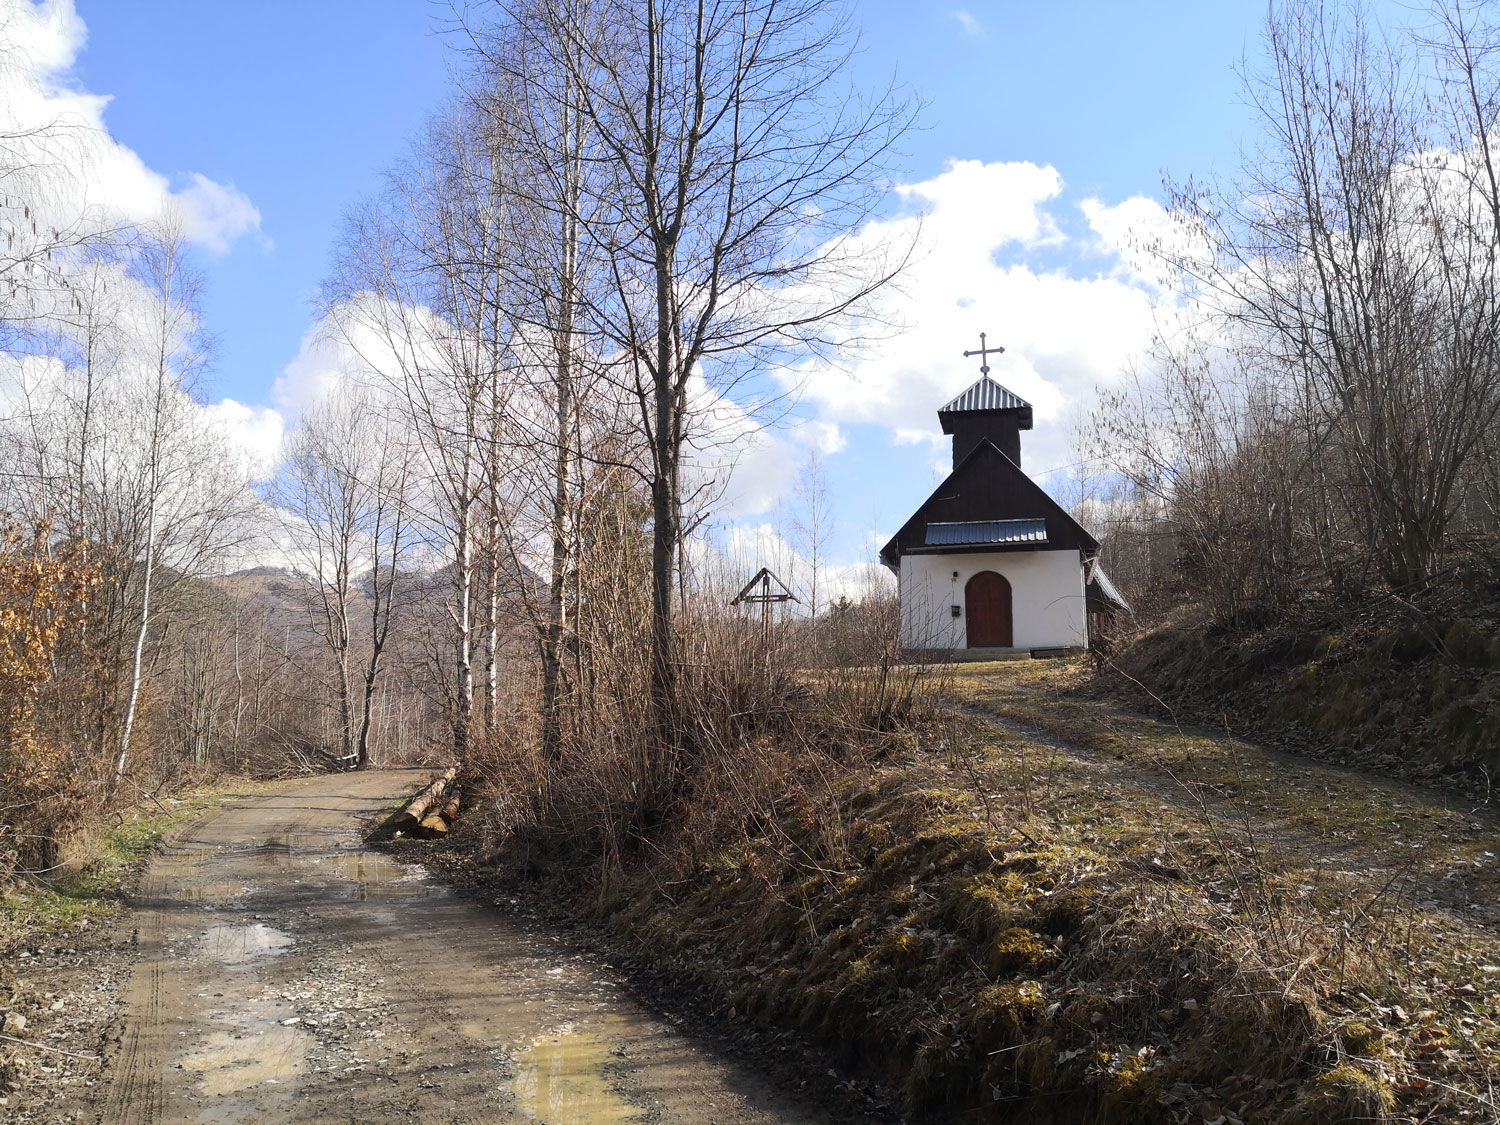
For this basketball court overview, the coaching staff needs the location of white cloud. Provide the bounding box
[785,159,1160,475]
[953,9,984,38]
[893,427,943,448]
[174,173,262,254]
[4,0,83,71]
[271,316,362,418]
[270,297,449,421]
[683,373,797,519]
[790,418,846,456]
[207,397,284,480]
[0,0,261,252]
[684,383,863,521]
[1079,194,1190,289]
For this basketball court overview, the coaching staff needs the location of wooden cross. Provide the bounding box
[731,567,800,646]
[963,332,1005,376]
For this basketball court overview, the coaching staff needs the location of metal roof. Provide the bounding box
[1086,564,1131,613]
[938,376,1032,415]
[925,519,1048,547]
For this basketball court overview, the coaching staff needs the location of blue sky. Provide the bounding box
[46,1,1305,580]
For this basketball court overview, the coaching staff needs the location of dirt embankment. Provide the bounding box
[1108,607,1500,784]
[452,661,1500,1124]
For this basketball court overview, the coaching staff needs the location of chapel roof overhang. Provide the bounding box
[1085,563,1132,614]
[936,376,1034,433]
[879,436,1098,572]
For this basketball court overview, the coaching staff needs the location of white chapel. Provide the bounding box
[879,343,1127,657]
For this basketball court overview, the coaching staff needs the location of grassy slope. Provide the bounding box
[474,661,1500,1123]
[935,658,1500,1120]
[1114,612,1500,776]
[0,786,259,950]
[946,659,1500,912]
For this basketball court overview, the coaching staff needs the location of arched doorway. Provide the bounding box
[965,571,1013,648]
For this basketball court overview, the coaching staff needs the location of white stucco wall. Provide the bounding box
[899,549,1088,651]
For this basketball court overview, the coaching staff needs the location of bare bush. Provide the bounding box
[1090,1,1500,626]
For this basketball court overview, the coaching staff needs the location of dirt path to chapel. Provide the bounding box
[95,769,840,1125]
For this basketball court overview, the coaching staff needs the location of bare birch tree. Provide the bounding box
[523,0,914,776]
[275,386,412,768]
[116,223,203,780]
[791,448,833,617]
[462,2,610,760]
[328,106,515,761]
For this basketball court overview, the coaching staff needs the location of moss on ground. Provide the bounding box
[556,703,1500,1123]
[945,658,1500,915]
[1107,612,1500,775]
[1284,1063,1396,1124]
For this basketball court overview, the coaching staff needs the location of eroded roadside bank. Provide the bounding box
[425,662,1500,1125]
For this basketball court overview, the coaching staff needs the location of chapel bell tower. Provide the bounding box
[938,334,1032,469]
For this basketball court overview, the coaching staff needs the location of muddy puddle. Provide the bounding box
[150,847,257,906]
[178,990,308,1122]
[510,1018,643,1123]
[163,838,444,905]
[296,849,446,902]
[199,920,293,964]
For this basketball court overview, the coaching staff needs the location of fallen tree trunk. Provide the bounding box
[392,766,457,834]
[416,814,450,839]
[438,788,461,825]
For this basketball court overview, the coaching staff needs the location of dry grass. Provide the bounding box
[513,658,1500,1122]
[464,599,942,881]
[947,659,1500,921]
[1112,612,1500,776]
[0,784,260,951]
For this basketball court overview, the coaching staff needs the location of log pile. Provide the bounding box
[392,767,462,838]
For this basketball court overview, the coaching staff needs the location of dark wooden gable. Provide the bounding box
[879,438,1098,571]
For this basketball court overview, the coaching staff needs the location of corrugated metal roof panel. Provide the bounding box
[1086,564,1131,612]
[925,519,1048,546]
[938,376,1032,415]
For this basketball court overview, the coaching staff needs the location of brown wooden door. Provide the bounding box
[965,571,1013,648]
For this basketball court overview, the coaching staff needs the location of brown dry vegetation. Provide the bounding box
[432,653,1500,1123]
[1102,603,1500,784]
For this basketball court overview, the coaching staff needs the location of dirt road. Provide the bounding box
[96,769,840,1124]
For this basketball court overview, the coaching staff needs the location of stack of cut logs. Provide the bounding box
[393,766,461,839]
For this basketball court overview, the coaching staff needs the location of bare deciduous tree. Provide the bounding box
[791,448,833,618]
[524,0,915,777]
[1147,0,1500,596]
[275,386,413,768]
[464,1,608,760]
[327,106,516,762]
[117,222,208,781]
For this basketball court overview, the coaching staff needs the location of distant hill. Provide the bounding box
[225,565,296,580]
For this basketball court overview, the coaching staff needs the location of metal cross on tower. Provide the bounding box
[963,332,1005,375]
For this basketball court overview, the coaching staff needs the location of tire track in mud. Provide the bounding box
[95,770,860,1124]
[101,880,169,1125]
